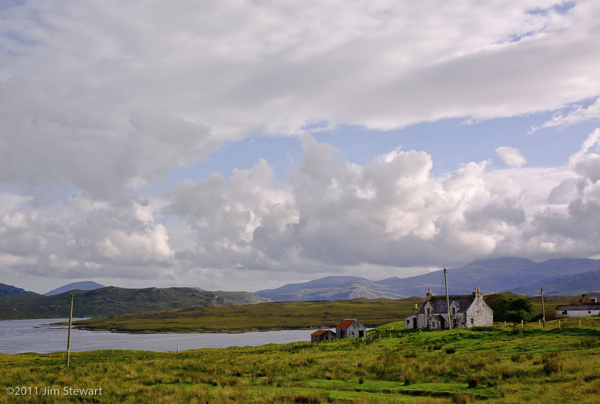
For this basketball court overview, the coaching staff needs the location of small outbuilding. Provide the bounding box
[310,329,336,342]
[336,319,366,339]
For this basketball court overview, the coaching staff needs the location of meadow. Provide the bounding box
[2,317,599,403]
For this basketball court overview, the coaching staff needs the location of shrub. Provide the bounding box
[542,353,562,376]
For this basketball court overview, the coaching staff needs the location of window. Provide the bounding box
[407,319,410,324]
[427,308,431,315]
[451,308,456,316]
[432,322,435,328]
[589,311,592,314]
[470,318,474,324]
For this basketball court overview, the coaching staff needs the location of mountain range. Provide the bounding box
[255,257,600,301]
[0,286,272,320]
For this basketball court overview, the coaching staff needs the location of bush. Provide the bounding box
[506,309,531,324]
[542,353,562,376]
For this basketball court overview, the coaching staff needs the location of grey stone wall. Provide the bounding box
[465,295,494,327]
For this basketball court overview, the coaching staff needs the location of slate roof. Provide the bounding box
[417,295,475,315]
[337,319,359,329]
[556,304,600,311]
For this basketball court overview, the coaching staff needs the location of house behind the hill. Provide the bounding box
[556,292,600,318]
[404,287,493,330]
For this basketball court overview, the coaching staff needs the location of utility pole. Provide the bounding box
[67,294,73,368]
[541,287,545,328]
[444,268,451,330]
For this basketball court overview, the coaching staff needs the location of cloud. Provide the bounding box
[3,1,600,290]
[163,133,589,277]
[496,147,527,167]
[5,130,600,290]
[1,1,599,147]
[0,2,597,198]
[530,97,600,133]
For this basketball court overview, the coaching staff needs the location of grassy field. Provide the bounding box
[73,295,573,333]
[2,317,599,403]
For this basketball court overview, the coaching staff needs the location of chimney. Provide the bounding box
[582,291,588,304]
[426,288,435,300]
[473,287,482,299]
[413,303,418,315]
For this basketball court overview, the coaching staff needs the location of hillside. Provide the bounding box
[73,293,572,334]
[74,297,426,333]
[509,270,600,296]
[0,283,39,297]
[211,291,272,305]
[44,281,105,296]
[255,257,600,301]
[0,287,237,320]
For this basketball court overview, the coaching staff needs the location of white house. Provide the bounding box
[336,319,366,339]
[556,292,600,318]
[404,287,493,330]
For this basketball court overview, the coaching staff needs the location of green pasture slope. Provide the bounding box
[2,317,599,403]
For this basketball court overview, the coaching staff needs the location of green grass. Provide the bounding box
[2,318,600,403]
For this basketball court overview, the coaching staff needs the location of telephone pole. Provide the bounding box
[444,268,451,330]
[67,294,73,368]
[541,287,545,328]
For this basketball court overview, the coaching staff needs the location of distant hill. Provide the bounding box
[45,281,105,296]
[0,283,39,297]
[509,270,600,296]
[0,287,237,320]
[255,276,370,301]
[211,291,271,305]
[254,257,600,301]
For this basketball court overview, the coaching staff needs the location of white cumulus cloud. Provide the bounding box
[496,147,527,167]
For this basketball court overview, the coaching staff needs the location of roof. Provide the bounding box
[417,295,475,315]
[556,304,600,311]
[311,329,333,336]
[337,319,359,329]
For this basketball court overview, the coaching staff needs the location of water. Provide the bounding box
[0,318,312,354]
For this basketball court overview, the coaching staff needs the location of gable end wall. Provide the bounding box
[465,297,493,327]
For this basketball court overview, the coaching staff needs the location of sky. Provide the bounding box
[1,0,600,294]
